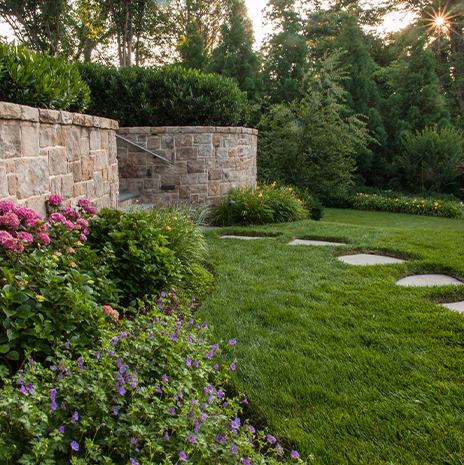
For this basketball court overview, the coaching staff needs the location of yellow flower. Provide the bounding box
[165,226,172,232]
[258,193,263,198]
[35,295,45,303]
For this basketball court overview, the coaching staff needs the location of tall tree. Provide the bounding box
[209,0,259,94]
[0,0,70,55]
[261,0,308,104]
[178,19,208,69]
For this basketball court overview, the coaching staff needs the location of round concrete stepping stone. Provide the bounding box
[289,239,347,247]
[396,274,463,287]
[220,235,268,240]
[442,301,464,314]
[338,253,405,266]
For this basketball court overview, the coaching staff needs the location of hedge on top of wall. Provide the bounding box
[0,43,90,112]
[78,63,250,127]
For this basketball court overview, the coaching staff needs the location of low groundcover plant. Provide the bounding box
[0,295,302,465]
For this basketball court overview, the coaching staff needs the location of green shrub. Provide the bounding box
[352,192,463,218]
[211,184,308,226]
[0,43,90,112]
[291,186,324,221]
[398,127,464,196]
[0,296,301,465]
[78,63,250,126]
[87,209,179,306]
[0,197,108,374]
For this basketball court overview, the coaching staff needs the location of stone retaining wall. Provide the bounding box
[117,126,257,205]
[0,101,119,216]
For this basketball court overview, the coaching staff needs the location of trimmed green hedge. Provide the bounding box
[0,43,90,112]
[78,63,250,127]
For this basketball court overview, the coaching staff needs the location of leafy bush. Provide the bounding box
[398,127,464,196]
[0,197,107,373]
[78,63,250,126]
[0,296,302,465]
[291,186,324,221]
[87,209,179,306]
[258,51,373,204]
[352,192,463,218]
[211,184,308,226]
[0,43,90,112]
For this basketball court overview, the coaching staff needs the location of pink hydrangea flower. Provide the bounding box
[63,220,76,231]
[15,207,42,226]
[76,218,89,229]
[63,206,80,221]
[79,233,87,242]
[0,212,21,229]
[0,231,18,250]
[37,233,51,246]
[17,231,34,245]
[77,198,97,215]
[48,194,63,206]
[48,213,67,224]
[0,200,15,214]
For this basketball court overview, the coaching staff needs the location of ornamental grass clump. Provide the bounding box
[211,184,308,226]
[0,294,303,465]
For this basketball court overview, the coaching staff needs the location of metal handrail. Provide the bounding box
[116,134,173,165]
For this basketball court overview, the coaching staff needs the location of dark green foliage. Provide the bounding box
[292,186,325,221]
[0,43,90,112]
[79,63,250,126]
[398,127,464,195]
[211,185,308,226]
[259,51,372,204]
[209,0,260,94]
[178,20,208,70]
[87,209,179,306]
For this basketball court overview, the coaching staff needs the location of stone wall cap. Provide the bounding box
[118,126,258,135]
[0,101,118,129]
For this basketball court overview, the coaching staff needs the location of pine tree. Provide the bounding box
[178,19,208,70]
[209,0,259,94]
[261,0,308,104]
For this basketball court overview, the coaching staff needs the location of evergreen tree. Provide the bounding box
[178,20,208,70]
[209,0,259,94]
[261,0,308,104]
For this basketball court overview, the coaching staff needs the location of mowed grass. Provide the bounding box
[198,209,464,465]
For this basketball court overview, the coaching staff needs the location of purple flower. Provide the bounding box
[48,194,63,206]
[186,356,192,368]
[242,457,251,465]
[50,401,58,411]
[217,389,225,399]
[266,434,277,444]
[231,444,238,454]
[230,362,237,371]
[130,459,139,465]
[164,431,170,442]
[230,417,241,431]
[58,425,65,433]
[0,199,15,213]
[71,411,79,423]
[169,407,176,416]
[179,451,188,462]
[117,385,126,396]
[291,450,300,460]
[130,436,138,446]
[113,406,120,416]
[171,333,178,342]
[216,434,227,444]
[70,441,80,452]
[37,232,51,245]
[96,351,101,360]
[162,374,169,383]
[228,338,237,346]
[187,433,196,443]
[76,356,84,371]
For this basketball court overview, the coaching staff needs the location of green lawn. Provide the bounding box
[198,209,464,465]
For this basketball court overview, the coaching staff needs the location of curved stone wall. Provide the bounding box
[0,101,119,215]
[117,126,257,205]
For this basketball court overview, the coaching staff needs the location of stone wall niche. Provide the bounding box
[117,126,257,205]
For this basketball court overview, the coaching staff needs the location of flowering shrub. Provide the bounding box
[352,193,463,218]
[0,296,302,465]
[211,185,308,226]
[0,196,109,373]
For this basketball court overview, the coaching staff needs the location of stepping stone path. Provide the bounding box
[220,235,268,240]
[441,301,464,314]
[396,274,463,287]
[338,254,405,266]
[289,239,347,247]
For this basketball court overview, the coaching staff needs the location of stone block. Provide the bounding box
[86,180,96,197]
[67,126,81,162]
[147,136,161,149]
[61,173,74,197]
[101,130,109,149]
[94,150,109,169]
[198,144,213,158]
[39,108,61,124]
[90,130,101,150]
[73,182,87,197]
[208,169,222,181]
[175,135,193,147]
[161,136,174,149]
[25,195,47,217]
[21,105,39,122]
[81,156,95,180]
[15,157,49,199]
[208,182,221,197]
[21,122,39,157]
[0,101,22,119]
[0,121,21,158]
[7,174,17,196]
[0,162,7,197]
[61,112,73,125]
[193,134,212,145]
[48,147,67,175]
[49,176,61,195]
[94,171,104,197]
[70,161,82,181]
[177,147,196,161]
[187,159,205,174]
[80,134,90,157]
